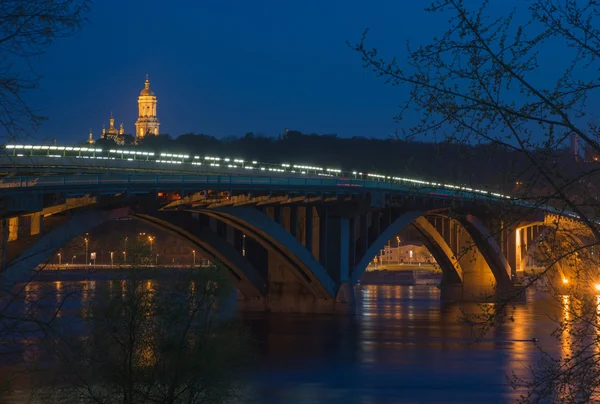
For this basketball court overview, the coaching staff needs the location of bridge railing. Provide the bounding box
[1,144,512,201]
[0,173,508,202]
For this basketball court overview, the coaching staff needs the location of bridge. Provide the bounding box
[0,144,594,313]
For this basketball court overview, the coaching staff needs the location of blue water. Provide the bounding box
[4,282,564,403]
[242,285,560,404]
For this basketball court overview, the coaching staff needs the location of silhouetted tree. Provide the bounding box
[95,138,117,148]
[40,241,252,404]
[0,1,91,141]
[351,1,600,402]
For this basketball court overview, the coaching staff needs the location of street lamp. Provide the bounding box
[192,250,196,266]
[123,251,126,264]
[396,236,400,264]
[72,255,76,264]
[110,251,114,267]
[242,234,246,257]
[124,237,128,262]
[84,237,89,265]
[148,236,154,252]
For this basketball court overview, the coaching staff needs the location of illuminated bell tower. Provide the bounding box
[134,74,160,140]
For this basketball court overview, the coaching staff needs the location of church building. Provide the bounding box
[86,75,160,144]
[134,75,160,139]
[101,114,125,144]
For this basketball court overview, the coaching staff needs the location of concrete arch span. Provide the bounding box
[194,207,336,299]
[351,212,464,286]
[519,227,553,273]
[3,208,266,302]
[351,211,516,301]
[193,207,356,313]
[132,212,265,299]
[2,207,131,286]
[523,226,595,285]
[459,214,512,289]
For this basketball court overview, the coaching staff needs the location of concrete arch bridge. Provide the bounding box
[0,173,594,313]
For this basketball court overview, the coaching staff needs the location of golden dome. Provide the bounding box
[140,75,155,96]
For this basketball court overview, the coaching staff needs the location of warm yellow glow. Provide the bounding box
[595,284,600,291]
[135,75,160,139]
[563,278,569,284]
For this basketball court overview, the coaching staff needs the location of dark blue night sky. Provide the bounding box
[27,0,540,144]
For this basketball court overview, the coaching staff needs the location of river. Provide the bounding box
[4,281,568,404]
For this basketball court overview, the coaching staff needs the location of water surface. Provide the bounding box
[4,282,567,404]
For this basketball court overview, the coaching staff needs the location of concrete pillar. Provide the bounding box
[318,207,328,268]
[1,219,8,270]
[276,206,284,226]
[290,206,298,238]
[503,225,518,278]
[30,212,43,236]
[339,217,350,283]
[440,220,500,302]
[262,250,349,313]
[360,214,368,255]
[311,207,320,261]
[7,217,18,242]
[225,224,235,246]
[305,207,313,253]
[515,228,522,273]
[208,217,218,233]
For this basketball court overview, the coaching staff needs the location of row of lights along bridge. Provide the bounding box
[2,144,510,199]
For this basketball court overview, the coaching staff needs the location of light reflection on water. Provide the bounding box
[241,285,561,404]
[2,282,573,403]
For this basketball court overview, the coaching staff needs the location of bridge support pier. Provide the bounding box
[7,217,18,242]
[30,213,43,236]
[438,221,499,302]
[238,250,353,314]
[258,252,353,314]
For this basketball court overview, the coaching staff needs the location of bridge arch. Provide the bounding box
[459,214,512,289]
[194,207,336,300]
[3,208,266,301]
[132,212,265,299]
[521,224,594,284]
[351,212,464,286]
[519,226,553,273]
[3,208,131,286]
[351,211,515,300]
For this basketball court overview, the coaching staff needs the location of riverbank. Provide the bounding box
[27,268,195,282]
[360,270,441,285]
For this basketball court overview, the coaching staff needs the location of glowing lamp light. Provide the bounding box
[595,284,600,291]
[562,278,569,284]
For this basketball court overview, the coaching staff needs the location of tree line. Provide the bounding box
[96,129,587,194]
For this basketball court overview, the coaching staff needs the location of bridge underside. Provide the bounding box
[1,188,539,313]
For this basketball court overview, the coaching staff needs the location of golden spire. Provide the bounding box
[140,74,155,96]
[109,114,115,131]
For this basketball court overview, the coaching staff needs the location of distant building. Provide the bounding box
[85,75,161,144]
[134,75,160,140]
[87,129,95,145]
[101,114,125,145]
